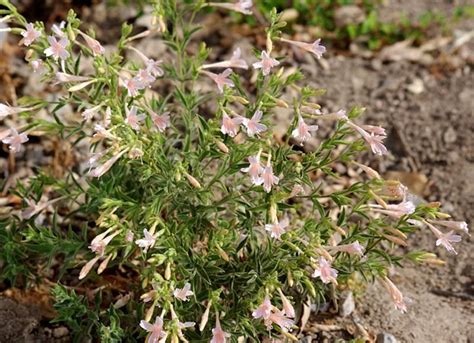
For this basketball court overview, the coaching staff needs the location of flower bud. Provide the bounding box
[382,233,407,247]
[216,245,230,262]
[97,254,112,274]
[199,300,212,331]
[165,262,172,280]
[275,98,289,108]
[266,34,273,53]
[145,302,155,322]
[216,140,229,154]
[185,173,201,189]
[229,95,249,105]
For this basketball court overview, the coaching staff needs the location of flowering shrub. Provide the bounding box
[0,0,469,342]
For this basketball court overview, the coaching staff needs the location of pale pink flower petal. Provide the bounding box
[2,128,28,153]
[79,32,105,56]
[135,229,157,252]
[253,51,280,76]
[0,104,35,119]
[265,218,289,240]
[151,111,170,132]
[252,295,272,319]
[243,110,267,136]
[203,69,235,93]
[380,277,407,313]
[241,153,263,183]
[264,310,294,332]
[125,106,145,130]
[220,112,243,137]
[291,114,318,143]
[140,317,167,343]
[202,48,248,69]
[429,220,469,235]
[277,289,295,318]
[89,150,126,177]
[44,36,70,61]
[21,23,41,46]
[370,201,416,218]
[173,283,194,301]
[211,316,231,343]
[255,158,279,192]
[312,257,338,284]
[121,77,145,97]
[210,0,253,15]
[281,38,326,59]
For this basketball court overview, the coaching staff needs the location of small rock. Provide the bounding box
[443,127,457,144]
[53,327,69,338]
[339,291,355,317]
[376,332,398,343]
[407,78,425,94]
[334,6,366,27]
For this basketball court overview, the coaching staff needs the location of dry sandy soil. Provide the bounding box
[0,0,473,342]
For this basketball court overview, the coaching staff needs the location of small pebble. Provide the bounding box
[53,327,69,338]
[376,332,398,343]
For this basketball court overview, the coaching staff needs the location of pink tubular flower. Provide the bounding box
[361,124,386,136]
[265,310,294,332]
[51,21,66,37]
[44,36,70,61]
[135,229,157,252]
[346,121,387,155]
[255,157,279,193]
[173,283,194,301]
[241,152,263,183]
[202,48,248,70]
[428,220,469,235]
[79,255,101,280]
[82,104,102,121]
[209,0,253,15]
[89,230,120,257]
[92,124,115,141]
[211,316,231,343]
[243,110,267,137]
[220,111,243,137]
[0,103,35,119]
[253,51,280,76]
[277,289,295,318]
[78,31,104,56]
[370,201,416,219]
[150,111,170,132]
[140,317,167,343]
[328,241,365,256]
[21,23,40,46]
[202,69,234,93]
[145,59,164,77]
[312,257,338,284]
[56,72,91,83]
[21,196,62,220]
[89,149,127,177]
[252,296,272,319]
[2,128,28,153]
[125,106,145,130]
[265,218,289,240]
[380,276,407,313]
[280,38,326,59]
[292,114,318,143]
[121,77,144,97]
[425,221,462,254]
